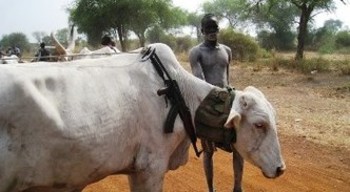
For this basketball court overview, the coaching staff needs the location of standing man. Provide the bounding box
[189,13,244,192]
[35,42,50,61]
[189,13,231,88]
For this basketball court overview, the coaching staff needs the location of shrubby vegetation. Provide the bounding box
[260,55,350,75]
[218,28,259,62]
[335,31,350,49]
[339,61,350,75]
[0,33,31,53]
[146,25,194,53]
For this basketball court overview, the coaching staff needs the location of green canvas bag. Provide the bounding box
[195,87,236,145]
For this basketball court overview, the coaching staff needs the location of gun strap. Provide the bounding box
[141,46,202,157]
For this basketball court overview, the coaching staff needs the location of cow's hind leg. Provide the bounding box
[128,169,165,192]
[232,147,244,192]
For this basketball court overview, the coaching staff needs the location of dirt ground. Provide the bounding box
[83,63,350,192]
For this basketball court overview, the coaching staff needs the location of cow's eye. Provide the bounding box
[254,123,266,130]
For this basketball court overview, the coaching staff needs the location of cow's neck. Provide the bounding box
[177,73,215,115]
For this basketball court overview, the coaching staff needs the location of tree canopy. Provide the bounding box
[69,0,187,51]
[253,0,341,59]
[203,0,250,28]
[0,32,30,52]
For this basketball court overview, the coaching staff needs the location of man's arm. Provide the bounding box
[189,47,205,80]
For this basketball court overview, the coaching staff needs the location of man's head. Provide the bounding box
[101,35,113,46]
[40,42,45,48]
[201,13,219,42]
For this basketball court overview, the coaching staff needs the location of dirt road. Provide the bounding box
[83,64,350,192]
[83,134,350,192]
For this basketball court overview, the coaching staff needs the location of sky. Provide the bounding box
[0,0,349,43]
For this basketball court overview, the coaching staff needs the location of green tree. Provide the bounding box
[70,0,186,51]
[202,0,250,28]
[187,12,203,43]
[219,28,259,61]
[289,0,338,59]
[42,35,53,46]
[0,32,30,52]
[253,1,298,50]
[32,31,48,43]
[335,30,350,48]
[70,0,112,47]
[200,0,297,50]
[257,30,275,50]
[146,25,166,43]
[55,28,70,48]
[128,1,186,47]
[145,25,176,49]
[250,0,342,60]
[312,19,342,52]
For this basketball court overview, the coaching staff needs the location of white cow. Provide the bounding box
[75,45,120,60]
[0,43,285,192]
[0,55,19,64]
[51,32,121,61]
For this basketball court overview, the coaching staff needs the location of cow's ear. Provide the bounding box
[224,110,241,129]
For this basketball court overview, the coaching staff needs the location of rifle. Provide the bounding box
[143,47,202,157]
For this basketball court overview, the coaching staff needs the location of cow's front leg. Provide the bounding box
[128,169,165,192]
[201,139,216,192]
[232,147,244,192]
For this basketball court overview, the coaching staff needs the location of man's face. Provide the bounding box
[202,19,219,41]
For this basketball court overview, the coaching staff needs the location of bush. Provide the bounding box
[257,30,296,51]
[340,65,350,75]
[336,47,350,54]
[146,26,194,52]
[335,30,350,48]
[0,32,31,52]
[270,57,331,73]
[218,28,259,62]
[318,41,336,54]
[296,57,331,73]
[272,57,294,69]
[338,60,350,75]
[257,48,273,59]
[160,35,177,50]
[175,36,194,53]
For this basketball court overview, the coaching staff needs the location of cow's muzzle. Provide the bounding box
[263,164,286,179]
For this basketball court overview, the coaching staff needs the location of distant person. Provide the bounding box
[35,42,50,61]
[13,45,21,57]
[101,35,120,53]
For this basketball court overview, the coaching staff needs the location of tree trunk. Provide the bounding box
[117,25,126,52]
[136,32,146,47]
[139,35,146,47]
[295,3,313,60]
[196,25,201,43]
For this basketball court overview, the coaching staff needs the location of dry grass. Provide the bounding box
[234,65,350,148]
[276,51,350,61]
